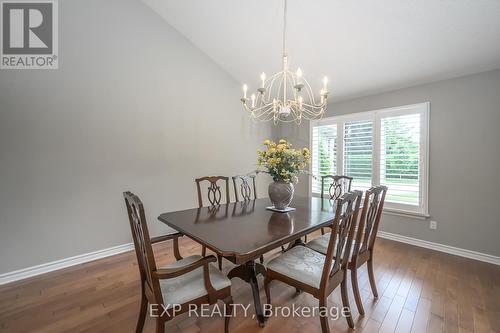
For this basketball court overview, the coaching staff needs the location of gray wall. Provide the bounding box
[0,0,271,274]
[277,69,500,257]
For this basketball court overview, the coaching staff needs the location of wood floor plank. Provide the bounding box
[378,295,406,333]
[410,297,431,333]
[394,308,415,333]
[0,235,498,333]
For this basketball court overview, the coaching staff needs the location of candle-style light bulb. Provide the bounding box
[260,73,266,88]
[298,96,303,108]
[296,67,303,85]
[251,94,256,108]
[242,84,248,99]
[323,76,328,90]
[320,89,325,103]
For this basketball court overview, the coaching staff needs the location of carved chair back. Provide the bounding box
[353,185,387,259]
[123,191,163,305]
[195,176,230,208]
[320,190,362,289]
[320,175,353,200]
[232,174,257,202]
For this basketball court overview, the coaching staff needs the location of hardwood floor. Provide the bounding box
[1,233,499,333]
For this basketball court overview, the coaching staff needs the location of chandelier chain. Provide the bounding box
[282,0,287,57]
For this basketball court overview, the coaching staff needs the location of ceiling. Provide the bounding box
[144,0,500,101]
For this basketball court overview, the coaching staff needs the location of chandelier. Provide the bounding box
[240,0,328,124]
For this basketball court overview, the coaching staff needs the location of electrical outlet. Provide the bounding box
[429,220,437,230]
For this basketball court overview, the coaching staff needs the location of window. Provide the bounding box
[344,120,373,192]
[310,103,429,216]
[311,124,337,194]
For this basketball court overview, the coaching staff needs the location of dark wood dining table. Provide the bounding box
[158,196,338,327]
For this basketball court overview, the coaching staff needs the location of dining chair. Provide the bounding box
[195,176,230,270]
[264,190,363,331]
[232,174,266,263]
[232,174,257,202]
[306,185,388,315]
[123,191,233,333]
[319,175,353,235]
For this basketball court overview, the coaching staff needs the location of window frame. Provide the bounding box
[309,102,430,217]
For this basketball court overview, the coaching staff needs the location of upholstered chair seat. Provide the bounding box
[266,245,329,289]
[159,255,231,309]
[306,233,330,254]
[307,233,360,259]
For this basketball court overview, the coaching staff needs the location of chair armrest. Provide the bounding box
[153,255,219,303]
[150,232,183,244]
[153,255,217,279]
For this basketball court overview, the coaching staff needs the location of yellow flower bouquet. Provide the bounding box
[257,139,311,184]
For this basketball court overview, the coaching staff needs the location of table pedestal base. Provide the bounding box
[227,260,267,327]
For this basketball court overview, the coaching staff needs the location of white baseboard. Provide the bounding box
[378,231,500,266]
[0,243,134,285]
[2,232,499,286]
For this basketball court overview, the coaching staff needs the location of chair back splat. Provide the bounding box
[195,176,230,207]
[123,192,162,304]
[320,175,353,200]
[321,190,362,290]
[232,174,257,202]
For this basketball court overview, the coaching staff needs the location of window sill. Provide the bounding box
[382,208,430,220]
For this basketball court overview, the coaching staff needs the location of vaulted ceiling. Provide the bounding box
[144,0,500,101]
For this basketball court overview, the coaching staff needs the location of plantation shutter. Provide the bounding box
[343,120,373,191]
[311,124,337,194]
[311,102,428,215]
[380,113,421,206]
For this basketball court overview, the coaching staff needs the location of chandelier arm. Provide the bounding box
[285,70,298,102]
[302,78,318,105]
[275,73,284,102]
[302,108,324,118]
[253,103,275,116]
[300,101,326,109]
[301,105,324,113]
[291,105,302,121]
[246,103,272,114]
[266,72,282,103]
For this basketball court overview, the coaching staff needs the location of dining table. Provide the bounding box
[157,196,338,327]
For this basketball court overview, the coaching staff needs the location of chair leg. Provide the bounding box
[351,267,365,315]
[202,245,207,257]
[223,296,233,333]
[304,234,308,242]
[155,319,165,333]
[218,255,223,271]
[340,280,355,329]
[173,236,182,261]
[319,295,330,333]
[367,258,378,298]
[264,276,271,305]
[259,255,264,264]
[321,227,325,235]
[135,292,148,333]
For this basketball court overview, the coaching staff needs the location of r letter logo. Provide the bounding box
[1,0,58,69]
